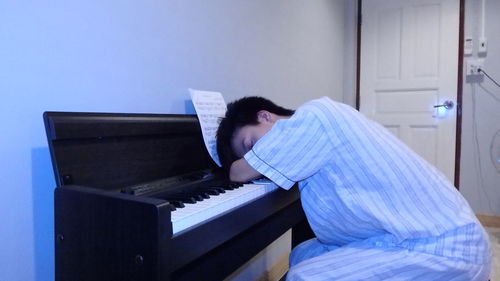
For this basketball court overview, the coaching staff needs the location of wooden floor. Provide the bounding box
[486,227,500,281]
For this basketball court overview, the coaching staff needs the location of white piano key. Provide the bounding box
[171,183,278,234]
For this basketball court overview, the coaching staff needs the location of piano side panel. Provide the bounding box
[55,186,171,281]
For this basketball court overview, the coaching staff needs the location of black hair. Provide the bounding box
[216,96,294,170]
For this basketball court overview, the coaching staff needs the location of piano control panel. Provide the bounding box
[120,169,217,196]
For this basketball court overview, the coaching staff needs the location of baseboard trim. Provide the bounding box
[476,213,500,228]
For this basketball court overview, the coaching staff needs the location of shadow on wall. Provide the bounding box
[185,99,196,114]
[31,147,55,281]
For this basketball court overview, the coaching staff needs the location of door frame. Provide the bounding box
[354,0,465,188]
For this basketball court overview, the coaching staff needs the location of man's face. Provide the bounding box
[231,122,273,158]
[231,111,276,158]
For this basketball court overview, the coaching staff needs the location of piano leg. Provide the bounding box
[291,219,314,248]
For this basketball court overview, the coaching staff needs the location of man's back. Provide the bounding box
[246,97,489,263]
[220,95,491,280]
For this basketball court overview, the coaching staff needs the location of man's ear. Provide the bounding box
[256,110,273,123]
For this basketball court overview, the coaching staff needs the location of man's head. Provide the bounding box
[216,96,294,170]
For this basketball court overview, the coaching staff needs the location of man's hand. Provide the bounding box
[229,158,261,182]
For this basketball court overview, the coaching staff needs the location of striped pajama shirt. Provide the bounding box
[244,97,491,280]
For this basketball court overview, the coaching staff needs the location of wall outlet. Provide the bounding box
[466,59,484,76]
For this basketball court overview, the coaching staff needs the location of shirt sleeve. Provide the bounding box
[244,108,334,189]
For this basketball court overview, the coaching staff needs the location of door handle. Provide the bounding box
[433,100,454,110]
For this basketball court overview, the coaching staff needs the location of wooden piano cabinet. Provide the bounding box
[55,185,312,281]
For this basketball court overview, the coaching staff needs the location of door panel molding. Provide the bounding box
[356,0,463,186]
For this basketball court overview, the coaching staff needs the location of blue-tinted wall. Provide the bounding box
[0,1,346,280]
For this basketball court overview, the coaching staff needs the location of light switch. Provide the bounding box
[464,37,473,56]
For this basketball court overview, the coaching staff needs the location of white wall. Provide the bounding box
[0,1,346,280]
[460,0,500,215]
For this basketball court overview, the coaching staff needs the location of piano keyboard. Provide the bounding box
[171,183,278,234]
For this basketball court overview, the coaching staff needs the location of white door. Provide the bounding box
[360,0,460,182]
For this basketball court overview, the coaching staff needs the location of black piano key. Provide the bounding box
[198,192,210,199]
[169,201,185,208]
[168,204,176,211]
[179,191,207,201]
[202,188,220,195]
[186,193,204,201]
[166,196,197,204]
[201,187,225,194]
[221,182,243,190]
[213,187,225,193]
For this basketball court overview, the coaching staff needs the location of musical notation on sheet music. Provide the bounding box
[189,89,227,167]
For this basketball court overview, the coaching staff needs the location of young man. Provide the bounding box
[216,96,491,281]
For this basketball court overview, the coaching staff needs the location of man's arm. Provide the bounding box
[229,158,261,182]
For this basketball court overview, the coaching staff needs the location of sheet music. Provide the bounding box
[189,89,227,167]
